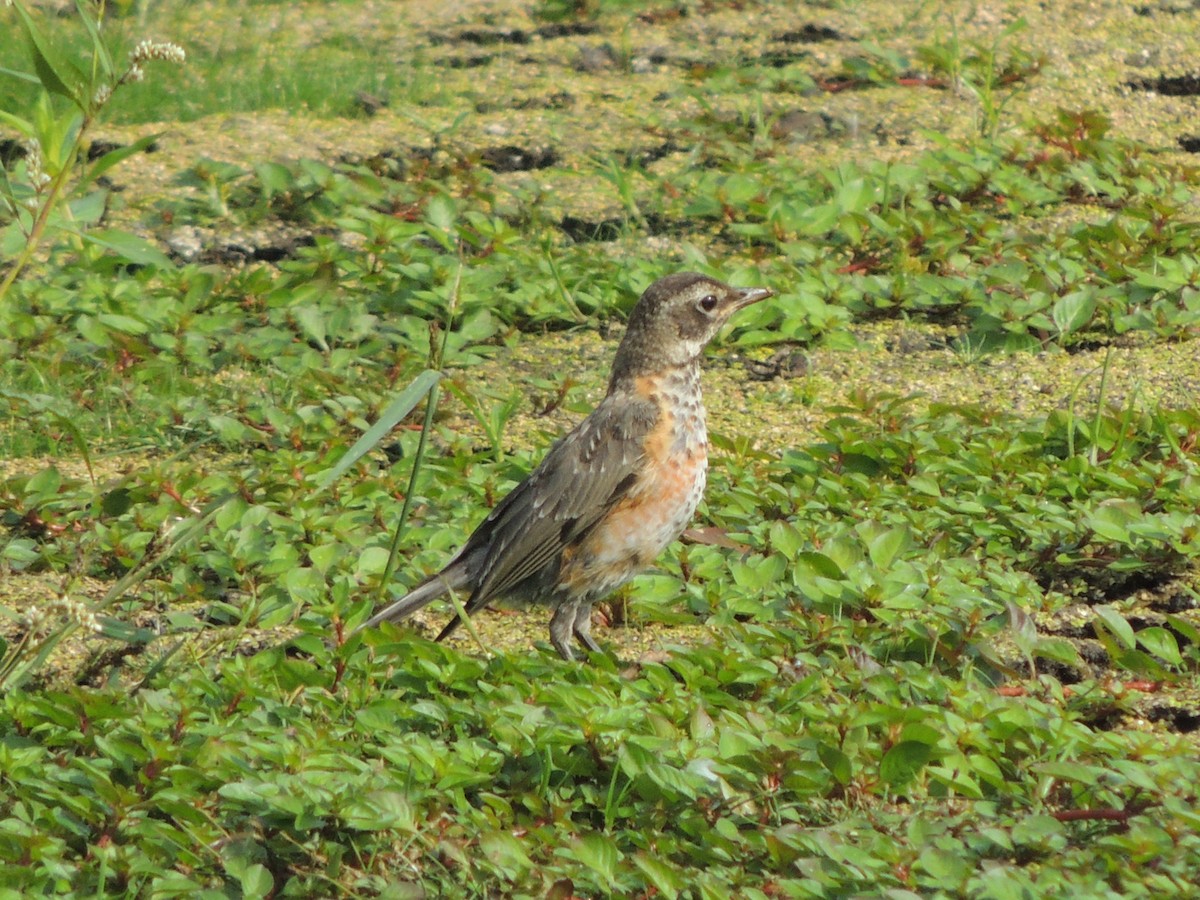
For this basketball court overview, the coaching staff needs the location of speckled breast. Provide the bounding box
[561,365,709,600]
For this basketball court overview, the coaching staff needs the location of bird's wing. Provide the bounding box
[462,393,659,607]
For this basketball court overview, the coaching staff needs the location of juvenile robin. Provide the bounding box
[361,272,772,659]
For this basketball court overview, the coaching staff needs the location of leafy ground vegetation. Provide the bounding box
[2,0,1200,896]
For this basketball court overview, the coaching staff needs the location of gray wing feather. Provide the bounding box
[465,393,658,605]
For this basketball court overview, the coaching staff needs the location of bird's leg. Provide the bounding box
[549,602,577,661]
[572,602,602,655]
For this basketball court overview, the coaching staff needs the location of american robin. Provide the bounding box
[361,272,772,659]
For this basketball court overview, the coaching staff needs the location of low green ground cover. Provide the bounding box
[2,0,1198,895]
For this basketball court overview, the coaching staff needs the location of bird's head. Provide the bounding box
[610,272,772,382]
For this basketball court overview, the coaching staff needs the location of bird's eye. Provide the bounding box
[697,294,718,313]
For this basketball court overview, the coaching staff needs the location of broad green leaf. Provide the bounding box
[1051,289,1096,336]
[633,853,682,899]
[1093,606,1135,649]
[1087,501,1138,542]
[908,474,941,496]
[880,740,934,788]
[1136,627,1181,666]
[425,193,457,244]
[67,189,109,226]
[77,228,174,268]
[818,742,852,785]
[239,864,273,900]
[574,833,619,888]
[794,551,845,581]
[480,830,533,880]
[868,526,912,569]
[255,161,294,197]
[97,313,150,335]
[292,305,329,350]
[355,546,391,578]
[12,3,85,104]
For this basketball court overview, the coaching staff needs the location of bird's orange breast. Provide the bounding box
[559,370,709,598]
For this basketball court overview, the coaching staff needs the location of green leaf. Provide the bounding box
[1011,814,1065,849]
[908,474,941,496]
[100,487,132,517]
[1087,501,1137,542]
[316,369,442,489]
[868,526,912,569]
[1,537,39,568]
[425,193,458,246]
[94,616,155,644]
[1051,289,1096,336]
[73,0,115,84]
[239,864,274,899]
[97,313,150,335]
[1093,606,1136,649]
[880,740,934,788]
[768,521,803,560]
[818,742,852,785]
[255,161,294,197]
[0,66,42,87]
[1033,637,1083,668]
[292,306,329,351]
[916,847,972,883]
[1167,614,1200,649]
[479,830,533,880]
[12,3,85,104]
[794,551,845,581]
[574,833,620,888]
[67,189,109,226]
[77,228,174,269]
[1136,627,1181,667]
[633,853,683,899]
[284,567,324,605]
[355,546,391,578]
[0,109,36,138]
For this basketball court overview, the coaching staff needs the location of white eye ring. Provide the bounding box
[697,294,718,313]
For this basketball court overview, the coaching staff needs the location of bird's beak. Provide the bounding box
[732,286,773,310]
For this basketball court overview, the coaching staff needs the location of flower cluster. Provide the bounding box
[19,138,49,210]
[129,39,186,65]
[121,39,185,86]
[23,594,102,634]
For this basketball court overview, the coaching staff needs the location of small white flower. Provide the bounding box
[22,594,101,634]
[130,39,186,65]
[22,606,47,629]
[93,83,113,107]
[58,595,103,633]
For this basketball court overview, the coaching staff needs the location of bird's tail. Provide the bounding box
[357,565,470,632]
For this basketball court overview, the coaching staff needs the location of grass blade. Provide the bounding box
[315,368,442,490]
